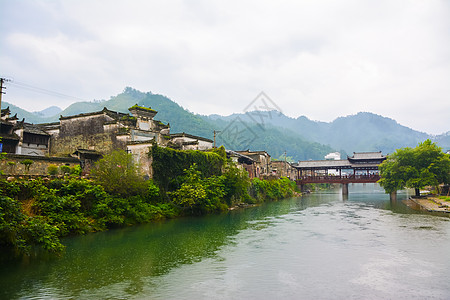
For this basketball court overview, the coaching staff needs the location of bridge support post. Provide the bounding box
[300,184,306,193]
[342,183,349,195]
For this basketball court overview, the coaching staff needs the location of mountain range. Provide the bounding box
[2,87,449,161]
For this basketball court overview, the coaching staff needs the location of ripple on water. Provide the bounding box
[2,190,450,299]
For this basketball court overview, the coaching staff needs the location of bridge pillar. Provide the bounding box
[342,183,349,195]
[300,184,306,193]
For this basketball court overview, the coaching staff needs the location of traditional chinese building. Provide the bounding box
[2,105,214,177]
[1,107,50,156]
[235,150,271,178]
[271,160,297,179]
[169,133,213,150]
[226,150,256,178]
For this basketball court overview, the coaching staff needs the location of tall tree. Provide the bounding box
[90,150,147,196]
[379,140,450,196]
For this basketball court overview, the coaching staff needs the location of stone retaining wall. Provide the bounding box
[0,154,80,176]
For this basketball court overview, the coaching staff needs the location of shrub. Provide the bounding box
[48,164,58,175]
[0,195,64,254]
[151,143,226,193]
[59,165,71,175]
[91,150,147,197]
[70,165,82,176]
[20,159,33,172]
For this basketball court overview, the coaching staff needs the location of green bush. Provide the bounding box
[20,159,33,172]
[169,164,228,214]
[70,165,82,176]
[48,164,58,175]
[59,165,71,175]
[221,163,251,205]
[0,195,64,254]
[151,143,226,193]
[91,150,147,197]
[250,177,295,202]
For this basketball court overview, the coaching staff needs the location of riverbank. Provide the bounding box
[0,174,299,256]
[406,196,450,213]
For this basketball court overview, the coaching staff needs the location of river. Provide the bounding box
[1,184,450,299]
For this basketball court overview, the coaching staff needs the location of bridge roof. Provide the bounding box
[294,160,351,169]
[349,151,385,160]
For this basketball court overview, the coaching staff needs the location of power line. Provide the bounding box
[6,80,87,101]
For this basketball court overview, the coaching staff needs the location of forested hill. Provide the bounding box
[208,111,448,154]
[1,87,333,161]
[3,87,448,158]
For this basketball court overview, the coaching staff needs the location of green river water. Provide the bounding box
[1,184,450,299]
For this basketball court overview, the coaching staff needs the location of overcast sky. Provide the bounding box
[1,0,449,134]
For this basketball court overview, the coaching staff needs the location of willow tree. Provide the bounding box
[378,140,450,196]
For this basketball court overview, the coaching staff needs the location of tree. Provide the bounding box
[20,159,33,173]
[379,140,450,196]
[168,163,227,214]
[91,150,147,196]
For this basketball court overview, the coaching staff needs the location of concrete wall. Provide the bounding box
[1,154,80,176]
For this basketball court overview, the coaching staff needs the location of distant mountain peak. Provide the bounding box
[32,106,62,118]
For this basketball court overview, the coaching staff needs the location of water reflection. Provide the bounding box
[1,184,449,299]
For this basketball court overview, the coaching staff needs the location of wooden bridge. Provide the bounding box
[297,174,381,184]
[294,152,386,195]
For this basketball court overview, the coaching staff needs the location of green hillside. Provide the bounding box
[208,111,442,154]
[6,87,445,159]
[2,87,334,160]
[1,101,46,124]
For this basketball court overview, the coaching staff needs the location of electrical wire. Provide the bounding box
[7,80,87,101]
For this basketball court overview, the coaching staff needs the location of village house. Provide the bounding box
[324,151,341,175]
[226,150,256,178]
[169,133,213,150]
[1,105,214,177]
[270,160,297,179]
[235,150,271,178]
[40,105,170,157]
[1,107,50,156]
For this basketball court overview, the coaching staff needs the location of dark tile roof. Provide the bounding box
[22,123,50,136]
[349,151,385,160]
[226,150,255,164]
[59,107,128,121]
[170,132,213,143]
[1,106,10,117]
[73,148,103,155]
[0,133,20,140]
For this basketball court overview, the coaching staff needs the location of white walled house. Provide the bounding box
[169,133,213,150]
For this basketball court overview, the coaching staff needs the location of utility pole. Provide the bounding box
[0,78,11,112]
[213,130,221,148]
[0,78,5,111]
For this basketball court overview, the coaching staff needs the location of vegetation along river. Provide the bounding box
[1,184,450,299]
